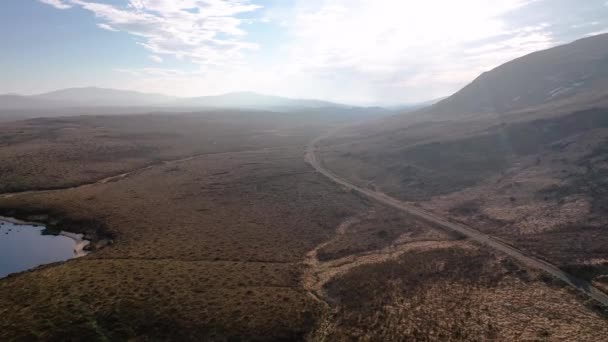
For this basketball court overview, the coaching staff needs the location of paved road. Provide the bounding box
[306,134,608,307]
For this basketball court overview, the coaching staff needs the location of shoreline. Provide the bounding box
[0,215,44,226]
[0,216,92,258]
[0,207,113,252]
[59,231,91,257]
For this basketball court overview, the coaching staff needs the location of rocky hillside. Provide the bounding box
[428,33,608,118]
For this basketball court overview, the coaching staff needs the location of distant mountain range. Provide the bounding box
[173,91,355,111]
[33,87,177,107]
[0,88,390,113]
[0,88,173,110]
[385,97,449,112]
[0,94,70,109]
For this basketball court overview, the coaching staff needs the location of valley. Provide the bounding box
[1,14,608,340]
[0,105,607,340]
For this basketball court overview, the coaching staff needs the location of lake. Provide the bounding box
[0,218,88,278]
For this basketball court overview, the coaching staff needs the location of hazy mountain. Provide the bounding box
[427,33,608,118]
[0,94,71,110]
[1,88,384,112]
[386,96,449,112]
[318,33,608,203]
[0,89,392,121]
[173,91,352,111]
[33,87,177,107]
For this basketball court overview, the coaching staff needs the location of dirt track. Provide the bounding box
[306,133,608,307]
[301,213,465,342]
[0,147,280,199]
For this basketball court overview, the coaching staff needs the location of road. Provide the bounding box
[306,133,608,307]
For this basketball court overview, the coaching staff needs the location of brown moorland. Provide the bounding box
[0,112,606,341]
[322,243,608,341]
[317,34,608,299]
[0,111,327,194]
[0,114,368,340]
[319,106,608,296]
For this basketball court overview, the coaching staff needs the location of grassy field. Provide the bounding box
[320,105,608,299]
[0,113,370,340]
[315,206,459,262]
[0,113,606,340]
[320,108,608,200]
[323,243,608,341]
[0,111,328,193]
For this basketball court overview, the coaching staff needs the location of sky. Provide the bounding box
[1,0,608,105]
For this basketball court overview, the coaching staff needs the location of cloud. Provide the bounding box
[42,0,261,68]
[586,28,608,36]
[97,23,118,31]
[115,67,189,77]
[39,0,608,103]
[149,55,163,63]
[271,0,551,102]
[39,0,72,9]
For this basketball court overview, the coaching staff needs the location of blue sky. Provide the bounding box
[2,0,608,104]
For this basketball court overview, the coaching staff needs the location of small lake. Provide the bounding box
[0,218,89,278]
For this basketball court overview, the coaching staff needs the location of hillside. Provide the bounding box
[317,33,608,296]
[0,89,390,120]
[0,94,71,110]
[174,91,345,110]
[34,87,176,107]
[427,33,608,118]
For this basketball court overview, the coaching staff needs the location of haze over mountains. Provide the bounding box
[4,34,607,122]
[426,33,608,119]
[173,92,356,111]
[0,88,407,124]
[0,88,387,112]
[34,87,176,107]
[321,32,608,204]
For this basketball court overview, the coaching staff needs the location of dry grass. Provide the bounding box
[1,113,607,341]
[322,243,608,341]
[419,126,608,289]
[321,106,608,297]
[0,113,367,341]
[0,259,316,341]
[0,147,365,262]
[0,112,326,193]
[316,206,457,261]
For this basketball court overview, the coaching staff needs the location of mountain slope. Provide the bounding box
[428,33,608,117]
[317,33,608,300]
[174,91,350,110]
[34,87,176,107]
[0,89,389,120]
[321,33,608,199]
[0,94,71,110]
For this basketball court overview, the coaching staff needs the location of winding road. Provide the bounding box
[306,132,608,307]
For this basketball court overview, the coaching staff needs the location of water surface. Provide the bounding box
[0,219,85,278]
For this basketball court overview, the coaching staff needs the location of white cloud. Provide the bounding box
[585,28,608,36]
[38,0,608,103]
[149,55,163,63]
[268,0,551,103]
[43,0,261,68]
[39,0,72,9]
[97,23,118,31]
